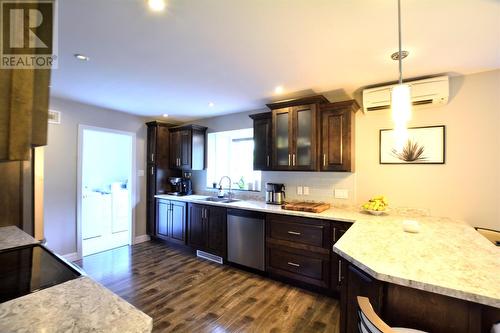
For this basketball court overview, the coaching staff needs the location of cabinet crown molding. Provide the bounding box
[266,95,329,110]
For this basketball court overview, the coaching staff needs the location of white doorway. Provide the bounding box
[77,125,136,258]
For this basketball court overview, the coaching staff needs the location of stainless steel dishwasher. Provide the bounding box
[227,209,265,271]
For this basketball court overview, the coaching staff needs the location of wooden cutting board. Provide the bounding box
[282,201,331,213]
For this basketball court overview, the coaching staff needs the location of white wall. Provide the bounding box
[191,70,500,230]
[44,97,148,256]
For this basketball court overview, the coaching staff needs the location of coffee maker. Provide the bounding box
[265,183,286,205]
[168,176,193,196]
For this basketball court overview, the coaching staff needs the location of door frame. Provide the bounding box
[76,125,137,260]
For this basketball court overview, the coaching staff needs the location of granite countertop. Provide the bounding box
[155,194,360,223]
[0,226,39,250]
[333,215,500,308]
[0,277,152,333]
[156,194,500,308]
[0,226,153,333]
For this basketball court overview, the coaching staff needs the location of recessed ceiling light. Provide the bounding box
[162,114,169,118]
[208,102,215,107]
[148,0,166,12]
[274,85,284,94]
[74,54,90,61]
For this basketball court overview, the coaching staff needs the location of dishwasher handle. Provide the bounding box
[227,208,265,220]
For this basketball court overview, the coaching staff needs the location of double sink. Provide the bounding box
[203,197,240,204]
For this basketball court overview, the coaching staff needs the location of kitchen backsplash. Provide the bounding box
[191,170,356,205]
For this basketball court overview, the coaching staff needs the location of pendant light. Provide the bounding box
[391,0,411,151]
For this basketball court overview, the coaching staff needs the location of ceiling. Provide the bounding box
[52,0,500,120]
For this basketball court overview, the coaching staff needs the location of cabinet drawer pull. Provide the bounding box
[323,154,326,167]
[288,154,291,166]
[292,154,296,166]
[287,231,301,236]
[287,262,300,267]
[338,259,342,284]
[267,155,270,167]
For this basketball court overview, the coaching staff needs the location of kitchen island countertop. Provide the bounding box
[0,226,153,333]
[0,226,38,250]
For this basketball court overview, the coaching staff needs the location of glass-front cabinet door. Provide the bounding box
[273,108,292,170]
[272,105,317,171]
[293,105,317,170]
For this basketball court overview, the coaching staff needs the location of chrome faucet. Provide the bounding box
[218,176,232,199]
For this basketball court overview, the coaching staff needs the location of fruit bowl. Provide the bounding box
[362,208,390,216]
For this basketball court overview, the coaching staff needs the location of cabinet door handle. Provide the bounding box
[333,227,337,243]
[151,153,154,162]
[323,154,326,167]
[338,259,342,284]
[267,155,270,167]
[293,154,296,166]
[151,167,154,175]
[287,231,301,236]
[288,154,291,166]
[287,262,300,267]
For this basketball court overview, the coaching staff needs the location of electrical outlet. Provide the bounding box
[138,170,145,177]
[303,186,310,195]
[297,186,303,195]
[334,189,349,199]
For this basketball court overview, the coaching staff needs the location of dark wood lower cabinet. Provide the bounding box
[155,199,187,245]
[267,245,330,288]
[343,263,384,333]
[340,260,500,333]
[187,203,227,259]
[265,214,335,290]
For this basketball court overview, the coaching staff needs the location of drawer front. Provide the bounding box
[269,218,326,248]
[268,247,327,284]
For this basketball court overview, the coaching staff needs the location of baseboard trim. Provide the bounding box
[63,252,80,262]
[134,235,151,244]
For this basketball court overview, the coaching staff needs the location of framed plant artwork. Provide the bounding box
[379,125,445,164]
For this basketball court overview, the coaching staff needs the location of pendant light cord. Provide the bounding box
[398,0,403,85]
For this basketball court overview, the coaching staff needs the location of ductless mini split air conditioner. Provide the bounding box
[362,75,449,113]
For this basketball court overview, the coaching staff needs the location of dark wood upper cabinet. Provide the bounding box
[267,96,328,171]
[319,100,359,172]
[249,112,272,170]
[250,96,359,172]
[169,125,207,171]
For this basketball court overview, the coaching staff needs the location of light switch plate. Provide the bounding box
[334,189,349,199]
[297,186,303,195]
[303,186,310,195]
[138,170,145,177]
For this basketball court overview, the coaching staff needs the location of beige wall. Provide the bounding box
[355,70,500,229]
[191,70,500,230]
[44,97,148,256]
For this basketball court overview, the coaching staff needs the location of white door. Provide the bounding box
[80,128,133,257]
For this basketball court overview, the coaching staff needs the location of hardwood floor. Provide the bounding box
[75,241,340,333]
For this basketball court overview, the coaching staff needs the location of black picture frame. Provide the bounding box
[379,125,446,165]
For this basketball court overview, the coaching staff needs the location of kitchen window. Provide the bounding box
[206,128,261,191]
